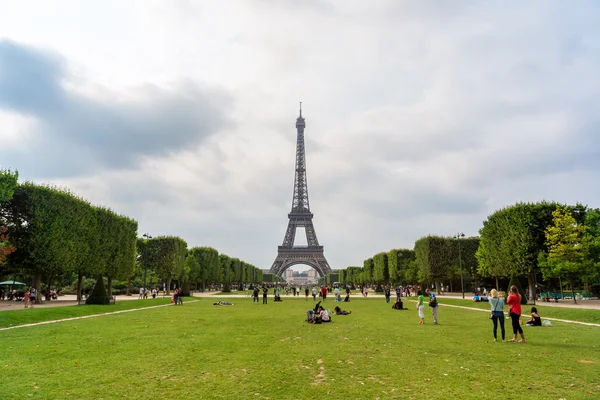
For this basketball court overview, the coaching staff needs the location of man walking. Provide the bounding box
[253,286,259,303]
[312,287,317,301]
[305,287,309,300]
[262,286,268,304]
[426,288,438,324]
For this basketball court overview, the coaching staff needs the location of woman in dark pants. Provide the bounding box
[506,285,526,343]
[489,289,505,342]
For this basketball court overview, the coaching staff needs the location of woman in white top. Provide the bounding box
[489,289,505,342]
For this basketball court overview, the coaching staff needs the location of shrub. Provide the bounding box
[85,276,112,305]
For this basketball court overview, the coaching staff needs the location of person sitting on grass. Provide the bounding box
[392,298,407,310]
[333,306,351,315]
[525,307,542,326]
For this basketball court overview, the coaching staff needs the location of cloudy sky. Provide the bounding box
[1,0,599,273]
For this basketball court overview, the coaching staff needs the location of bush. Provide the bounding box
[85,276,112,305]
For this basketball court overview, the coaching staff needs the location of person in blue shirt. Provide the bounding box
[426,288,438,324]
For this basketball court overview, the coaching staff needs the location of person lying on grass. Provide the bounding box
[213,301,234,306]
[333,306,351,315]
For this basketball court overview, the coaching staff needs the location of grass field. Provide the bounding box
[1,297,599,399]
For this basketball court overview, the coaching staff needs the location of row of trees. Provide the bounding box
[0,178,137,302]
[1,171,263,300]
[331,201,600,303]
[329,238,478,292]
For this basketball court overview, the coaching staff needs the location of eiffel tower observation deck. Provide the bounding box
[269,104,332,278]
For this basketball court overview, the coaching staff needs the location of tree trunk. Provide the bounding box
[45,275,53,301]
[107,277,113,297]
[559,276,564,300]
[76,273,83,302]
[34,271,42,304]
[495,276,499,291]
[166,278,171,295]
[570,279,577,304]
[126,278,131,296]
[528,274,536,305]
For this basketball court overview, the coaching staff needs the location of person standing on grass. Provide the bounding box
[426,288,438,324]
[29,287,36,307]
[385,287,391,304]
[262,286,268,304]
[507,285,526,343]
[489,289,505,342]
[312,287,317,301]
[253,287,259,303]
[177,288,183,305]
[320,286,327,302]
[305,287,309,300]
[416,290,425,324]
[23,288,30,308]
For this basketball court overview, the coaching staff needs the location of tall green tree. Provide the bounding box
[414,236,453,293]
[387,249,415,286]
[363,258,374,284]
[477,202,559,298]
[0,169,18,203]
[540,206,592,304]
[147,236,187,294]
[219,254,233,291]
[372,252,389,286]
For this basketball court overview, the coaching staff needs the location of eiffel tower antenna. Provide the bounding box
[269,106,332,278]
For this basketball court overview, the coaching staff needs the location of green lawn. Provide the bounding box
[0,298,181,328]
[0,297,599,399]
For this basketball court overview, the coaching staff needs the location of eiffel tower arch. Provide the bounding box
[269,104,332,278]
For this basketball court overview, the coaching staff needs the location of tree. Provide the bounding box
[0,169,18,266]
[363,258,374,285]
[387,249,415,286]
[477,202,559,299]
[147,236,187,294]
[219,254,233,291]
[373,252,389,287]
[0,169,18,203]
[540,206,592,304]
[414,236,453,293]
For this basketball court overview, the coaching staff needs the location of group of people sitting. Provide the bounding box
[306,301,353,323]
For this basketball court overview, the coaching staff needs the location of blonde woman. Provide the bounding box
[489,289,505,342]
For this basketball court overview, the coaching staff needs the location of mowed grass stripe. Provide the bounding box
[0,298,200,330]
[1,298,598,399]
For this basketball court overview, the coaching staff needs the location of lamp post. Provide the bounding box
[142,233,152,294]
[454,232,465,299]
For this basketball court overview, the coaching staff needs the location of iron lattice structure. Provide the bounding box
[269,105,332,278]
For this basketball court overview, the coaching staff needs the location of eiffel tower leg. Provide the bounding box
[304,221,320,247]
[281,220,296,247]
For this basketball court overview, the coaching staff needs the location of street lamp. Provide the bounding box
[454,232,465,299]
[142,233,152,294]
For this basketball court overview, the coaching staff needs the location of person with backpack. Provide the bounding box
[426,288,438,324]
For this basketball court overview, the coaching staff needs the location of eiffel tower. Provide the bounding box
[269,104,332,278]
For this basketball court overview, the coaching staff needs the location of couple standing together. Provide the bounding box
[416,289,438,324]
[489,285,526,343]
